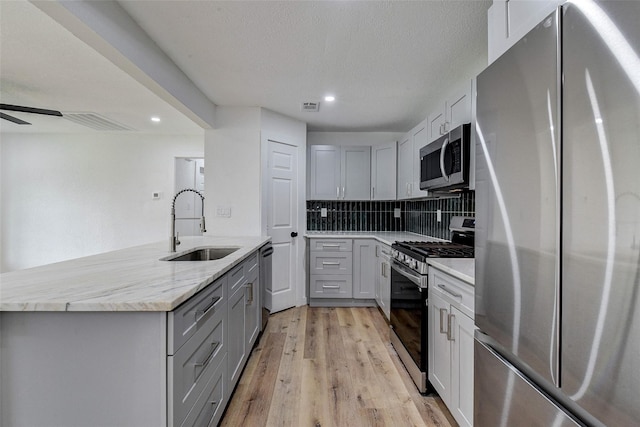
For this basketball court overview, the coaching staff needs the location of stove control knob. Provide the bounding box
[410,260,417,269]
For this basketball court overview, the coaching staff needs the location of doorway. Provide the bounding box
[174,157,205,237]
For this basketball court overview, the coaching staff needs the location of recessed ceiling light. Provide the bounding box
[151,116,161,122]
[324,96,335,102]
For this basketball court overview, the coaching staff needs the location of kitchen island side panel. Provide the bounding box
[0,311,167,427]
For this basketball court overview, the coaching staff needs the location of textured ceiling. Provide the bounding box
[0,0,203,134]
[119,0,491,131]
[0,0,490,134]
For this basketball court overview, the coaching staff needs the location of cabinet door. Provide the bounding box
[371,141,397,200]
[309,145,340,199]
[450,306,475,427]
[396,134,412,200]
[245,269,260,350]
[488,0,563,64]
[428,290,451,405]
[374,244,382,305]
[341,146,371,200]
[411,124,429,199]
[428,109,446,141]
[446,81,472,131]
[380,253,391,321]
[353,239,376,299]
[227,286,247,389]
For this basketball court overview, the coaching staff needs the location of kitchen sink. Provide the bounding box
[161,247,239,261]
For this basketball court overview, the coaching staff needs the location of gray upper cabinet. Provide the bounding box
[411,124,430,199]
[341,146,371,200]
[371,141,397,200]
[487,0,563,64]
[309,145,341,199]
[427,80,473,142]
[397,120,430,200]
[309,145,371,200]
[396,133,413,199]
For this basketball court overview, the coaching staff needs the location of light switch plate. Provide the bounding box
[394,208,401,218]
[216,206,232,218]
[437,209,442,222]
[321,208,328,217]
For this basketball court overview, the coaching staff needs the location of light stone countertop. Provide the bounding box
[0,236,270,312]
[427,258,475,285]
[304,231,445,246]
[305,231,474,284]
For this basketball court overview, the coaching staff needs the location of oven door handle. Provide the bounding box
[391,260,423,287]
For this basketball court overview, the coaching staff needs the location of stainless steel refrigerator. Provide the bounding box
[474,2,640,426]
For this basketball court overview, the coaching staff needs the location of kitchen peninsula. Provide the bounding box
[0,235,269,427]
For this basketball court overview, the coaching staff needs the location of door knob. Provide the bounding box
[291,232,298,238]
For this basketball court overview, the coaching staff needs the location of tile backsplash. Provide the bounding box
[405,192,475,240]
[307,192,475,240]
[307,201,404,232]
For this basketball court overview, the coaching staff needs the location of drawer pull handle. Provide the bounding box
[195,296,221,322]
[193,341,220,374]
[245,282,254,305]
[210,400,218,406]
[322,285,341,289]
[321,243,341,248]
[439,308,448,334]
[322,261,340,266]
[447,313,455,341]
[437,284,462,298]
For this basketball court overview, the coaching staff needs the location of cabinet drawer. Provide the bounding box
[310,239,352,252]
[180,354,227,427]
[430,269,474,318]
[228,262,245,295]
[310,252,353,275]
[244,252,258,277]
[310,275,353,298]
[169,306,225,426]
[168,277,226,354]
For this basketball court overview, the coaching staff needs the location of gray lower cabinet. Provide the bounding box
[227,251,260,393]
[0,249,262,427]
[168,277,227,427]
[173,250,261,427]
[308,238,377,306]
[353,239,376,299]
[228,282,247,388]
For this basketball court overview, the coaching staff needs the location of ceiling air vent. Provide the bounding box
[63,113,134,131]
[301,102,320,112]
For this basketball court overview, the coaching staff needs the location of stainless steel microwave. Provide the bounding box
[419,123,471,192]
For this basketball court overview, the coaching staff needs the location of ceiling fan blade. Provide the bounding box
[0,112,31,125]
[0,103,62,117]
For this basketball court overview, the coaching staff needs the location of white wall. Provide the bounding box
[0,132,203,272]
[204,106,307,238]
[204,107,262,236]
[307,131,403,147]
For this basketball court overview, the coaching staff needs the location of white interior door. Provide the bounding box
[265,139,299,313]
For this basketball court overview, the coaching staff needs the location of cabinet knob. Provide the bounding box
[291,231,298,238]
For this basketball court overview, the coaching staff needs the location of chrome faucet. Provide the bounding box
[171,188,206,252]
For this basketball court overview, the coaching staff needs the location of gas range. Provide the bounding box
[391,216,475,275]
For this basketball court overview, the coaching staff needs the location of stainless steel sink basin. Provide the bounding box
[162,247,239,261]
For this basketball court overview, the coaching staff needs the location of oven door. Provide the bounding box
[390,260,428,371]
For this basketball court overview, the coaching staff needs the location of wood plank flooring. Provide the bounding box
[220,306,455,427]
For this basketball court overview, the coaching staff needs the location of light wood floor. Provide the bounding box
[220,306,455,427]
